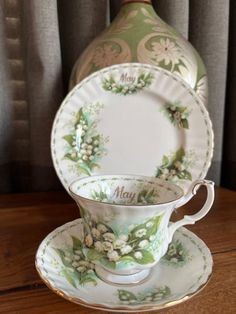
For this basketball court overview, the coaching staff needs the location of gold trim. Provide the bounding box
[35,260,213,313]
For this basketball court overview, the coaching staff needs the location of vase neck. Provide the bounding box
[121,0,152,5]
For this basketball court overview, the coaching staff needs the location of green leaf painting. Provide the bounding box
[161,240,192,267]
[162,101,191,129]
[156,147,194,183]
[82,208,163,269]
[117,286,171,304]
[137,189,159,204]
[62,102,109,176]
[54,236,97,287]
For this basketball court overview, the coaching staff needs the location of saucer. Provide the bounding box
[35,219,213,312]
[51,63,214,193]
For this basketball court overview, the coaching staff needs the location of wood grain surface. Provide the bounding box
[0,187,236,313]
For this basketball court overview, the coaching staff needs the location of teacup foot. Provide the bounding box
[95,265,151,286]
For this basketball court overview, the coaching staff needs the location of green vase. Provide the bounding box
[69,0,207,105]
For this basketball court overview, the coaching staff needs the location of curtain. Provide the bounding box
[0,0,234,193]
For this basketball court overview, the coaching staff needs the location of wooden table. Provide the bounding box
[0,187,236,314]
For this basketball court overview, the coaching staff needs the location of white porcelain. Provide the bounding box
[35,219,213,312]
[51,63,214,193]
[69,175,214,285]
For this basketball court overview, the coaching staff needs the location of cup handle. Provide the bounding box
[168,180,215,242]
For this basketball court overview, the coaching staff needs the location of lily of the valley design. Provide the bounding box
[83,212,163,269]
[102,72,154,95]
[53,234,191,288]
[62,102,109,176]
[161,240,192,267]
[118,286,171,305]
[156,147,193,183]
[54,236,97,287]
[163,101,191,129]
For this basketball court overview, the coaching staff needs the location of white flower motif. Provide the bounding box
[94,241,104,252]
[134,251,143,259]
[77,261,90,267]
[151,38,181,66]
[114,239,126,249]
[119,234,129,242]
[159,174,168,180]
[149,235,155,241]
[140,80,146,87]
[72,262,79,268]
[162,168,169,175]
[153,294,163,301]
[103,232,115,242]
[77,266,86,273]
[74,250,82,255]
[71,152,77,159]
[87,269,94,274]
[144,296,153,302]
[174,111,182,123]
[175,161,184,171]
[103,241,114,252]
[97,224,108,233]
[135,228,147,238]
[139,239,149,248]
[168,247,177,256]
[146,221,154,228]
[74,255,81,261]
[91,228,101,239]
[172,175,179,182]
[120,245,133,255]
[85,234,93,247]
[107,250,120,262]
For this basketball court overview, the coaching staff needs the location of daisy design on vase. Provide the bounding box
[93,44,120,68]
[62,102,109,176]
[150,38,182,70]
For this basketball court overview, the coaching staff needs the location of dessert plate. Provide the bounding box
[51,63,214,193]
[35,219,213,313]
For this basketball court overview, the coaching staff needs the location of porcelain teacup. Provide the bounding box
[69,175,214,285]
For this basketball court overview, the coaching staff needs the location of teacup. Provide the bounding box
[69,175,214,285]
